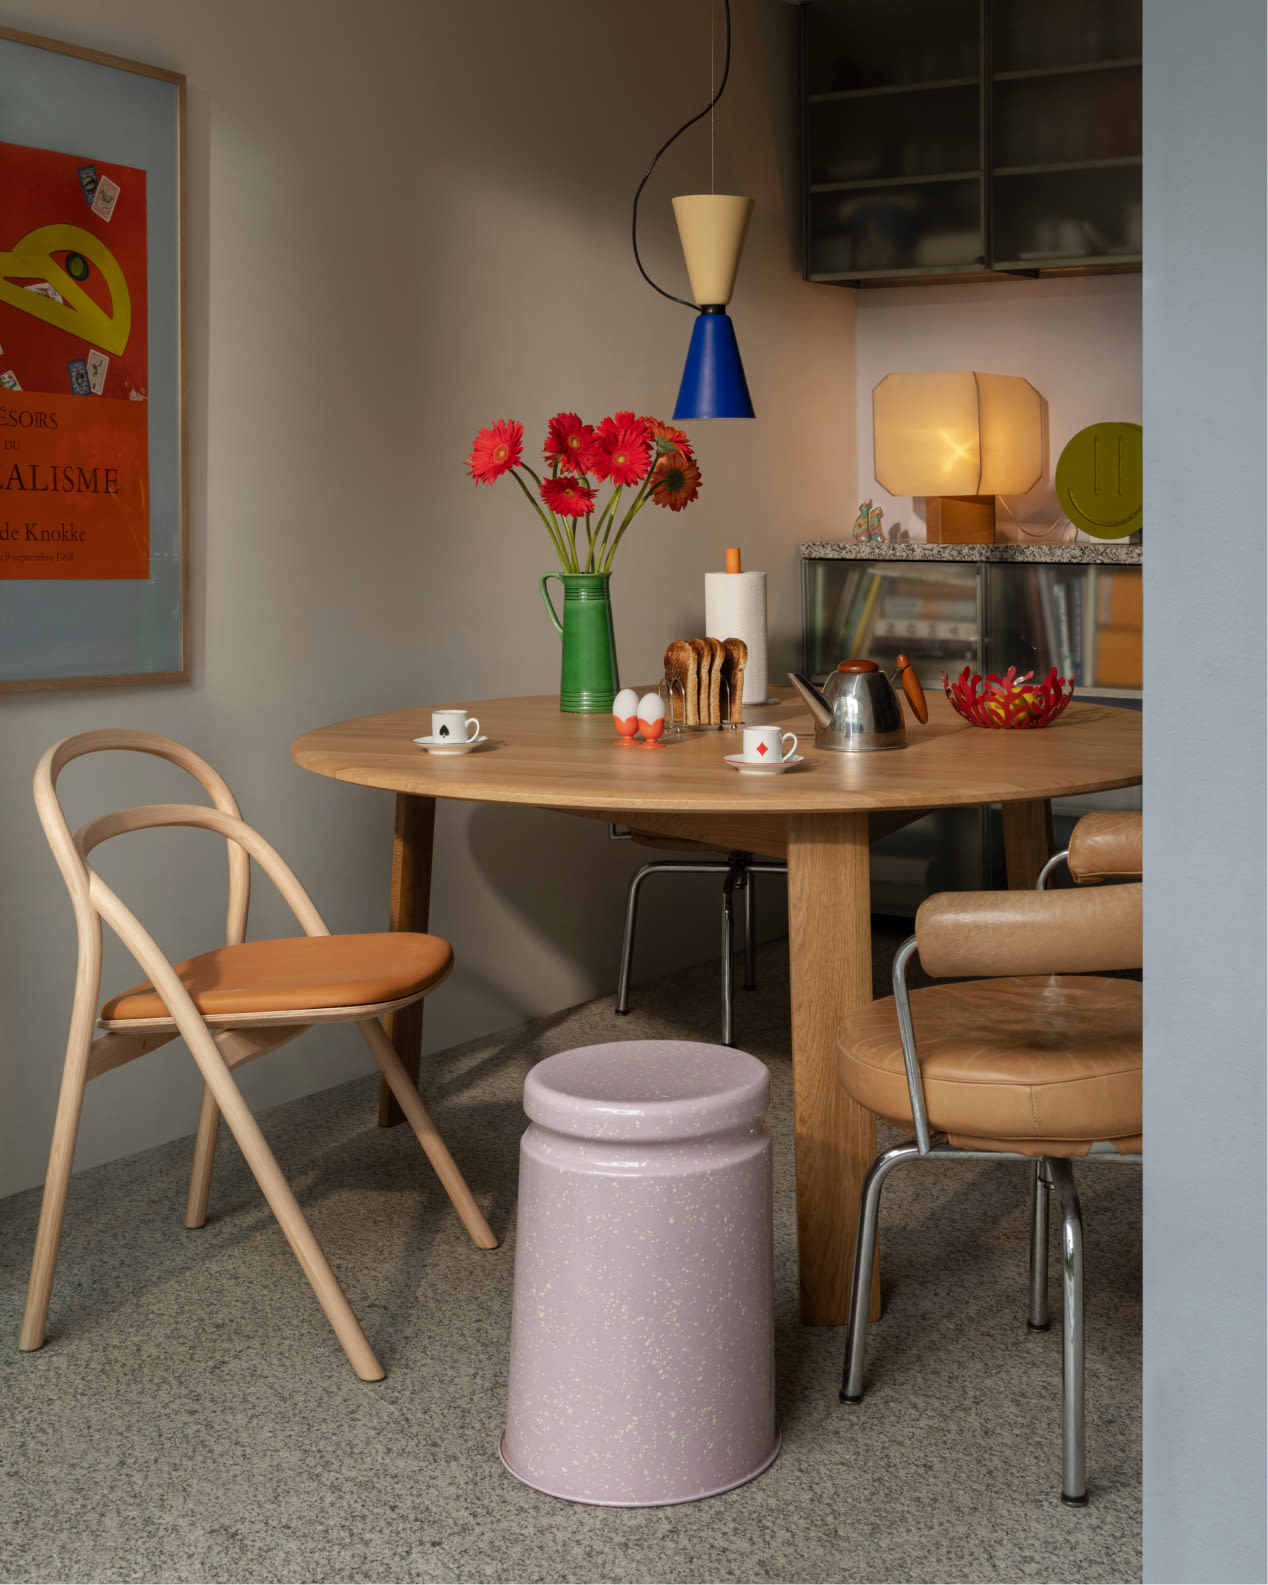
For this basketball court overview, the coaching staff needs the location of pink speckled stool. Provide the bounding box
[499,1039,780,1506]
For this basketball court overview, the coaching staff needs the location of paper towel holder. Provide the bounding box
[706,550,780,708]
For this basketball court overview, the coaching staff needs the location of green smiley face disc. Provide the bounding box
[1055,421,1143,539]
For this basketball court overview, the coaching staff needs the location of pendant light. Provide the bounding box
[632,0,755,419]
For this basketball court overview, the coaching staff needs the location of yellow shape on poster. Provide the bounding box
[0,223,132,355]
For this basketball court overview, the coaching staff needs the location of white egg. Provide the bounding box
[612,688,640,720]
[637,692,666,722]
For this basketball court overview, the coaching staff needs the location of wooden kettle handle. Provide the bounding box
[895,654,928,724]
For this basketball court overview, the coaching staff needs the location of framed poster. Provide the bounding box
[0,27,186,690]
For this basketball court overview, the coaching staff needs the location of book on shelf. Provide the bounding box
[824,567,877,657]
[1080,566,1097,685]
[848,569,885,654]
[872,635,976,660]
[872,616,978,642]
[1093,568,1142,689]
[1036,568,1059,672]
[881,595,978,622]
[1051,582,1075,681]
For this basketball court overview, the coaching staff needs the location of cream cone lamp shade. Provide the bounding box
[672,195,756,419]
[672,195,753,306]
[873,371,1043,543]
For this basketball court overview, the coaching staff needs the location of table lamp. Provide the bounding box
[872,371,1043,543]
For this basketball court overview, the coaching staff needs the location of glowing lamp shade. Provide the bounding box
[872,371,1043,542]
[671,195,756,420]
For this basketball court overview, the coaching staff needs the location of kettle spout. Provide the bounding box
[787,671,834,730]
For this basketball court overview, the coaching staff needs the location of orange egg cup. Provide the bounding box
[942,665,1074,730]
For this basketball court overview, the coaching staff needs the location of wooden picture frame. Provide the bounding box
[0,27,186,691]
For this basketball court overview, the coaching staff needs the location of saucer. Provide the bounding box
[413,734,488,755]
[724,753,804,775]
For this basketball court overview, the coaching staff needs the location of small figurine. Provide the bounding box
[852,499,873,542]
[867,504,885,542]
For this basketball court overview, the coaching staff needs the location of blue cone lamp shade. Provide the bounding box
[670,195,756,420]
[674,308,754,420]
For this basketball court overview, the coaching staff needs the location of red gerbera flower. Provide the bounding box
[541,475,597,518]
[544,412,599,475]
[649,451,702,512]
[592,414,652,486]
[641,415,695,465]
[467,419,523,484]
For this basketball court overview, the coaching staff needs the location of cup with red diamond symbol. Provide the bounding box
[741,725,798,764]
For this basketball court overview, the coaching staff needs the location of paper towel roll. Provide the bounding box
[705,570,768,704]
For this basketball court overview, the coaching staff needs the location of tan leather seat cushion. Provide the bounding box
[838,976,1141,1157]
[101,933,452,1022]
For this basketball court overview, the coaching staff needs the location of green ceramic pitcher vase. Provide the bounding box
[539,571,620,714]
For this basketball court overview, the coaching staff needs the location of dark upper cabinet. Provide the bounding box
[801,0,1142,286]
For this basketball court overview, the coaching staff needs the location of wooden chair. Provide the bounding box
[610,826,787,1046]
[20,729,497,1381]
[836,812,1142,1503]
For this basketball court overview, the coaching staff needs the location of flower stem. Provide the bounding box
[511,467,572,570]
[601,479,654,572]
[591,485,623,568]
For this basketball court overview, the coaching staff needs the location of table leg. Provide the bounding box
[1001,798,1055,890]
[378,792,436,1128]
[787,812,880,1326]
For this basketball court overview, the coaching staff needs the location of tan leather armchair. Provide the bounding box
[836,811,1142,1504]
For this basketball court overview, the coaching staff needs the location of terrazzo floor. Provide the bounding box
[0,930,1141,1584]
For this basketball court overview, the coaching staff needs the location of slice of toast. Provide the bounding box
[721,637,748,722]
[705,637,725,723]
[663,640,693,724]
[688,638,711,726]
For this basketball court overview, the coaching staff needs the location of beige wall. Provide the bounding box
[0,0,856,1197]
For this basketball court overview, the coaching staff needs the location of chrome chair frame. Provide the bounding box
[610,828,786,1047]
[840,850,1142,1506]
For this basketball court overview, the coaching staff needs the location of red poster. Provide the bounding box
[0,141,149,579]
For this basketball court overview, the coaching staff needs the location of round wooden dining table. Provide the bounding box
[292,688,1141,1326]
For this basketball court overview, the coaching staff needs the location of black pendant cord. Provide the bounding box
[632,0,732,311]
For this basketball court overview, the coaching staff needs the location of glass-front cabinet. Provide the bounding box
[803,0,985,282]
[801,0,1142,286]
[801,545,1142,911]
[989,0,1142,270]
[802,553,1142,697]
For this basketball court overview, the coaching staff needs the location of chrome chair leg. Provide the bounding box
[742,867,757,990]
[721,865,739,1046]
[841,1141,922,1402]
[1028,1158,1054,1330]
[614,862,657,1016]
[615,852,785,1042]
[1049,1156,1087,1505]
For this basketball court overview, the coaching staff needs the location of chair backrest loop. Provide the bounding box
[37,730,251,948]
[35,734,331,1021]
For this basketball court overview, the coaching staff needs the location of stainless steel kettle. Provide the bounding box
[787,655,929,752]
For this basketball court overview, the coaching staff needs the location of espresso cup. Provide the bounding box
[432,709,480,743]
[741,725,797,763]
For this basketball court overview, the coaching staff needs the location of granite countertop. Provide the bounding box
[800,541,1142,564]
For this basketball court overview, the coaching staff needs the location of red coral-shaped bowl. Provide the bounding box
[942,665,1074,730]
